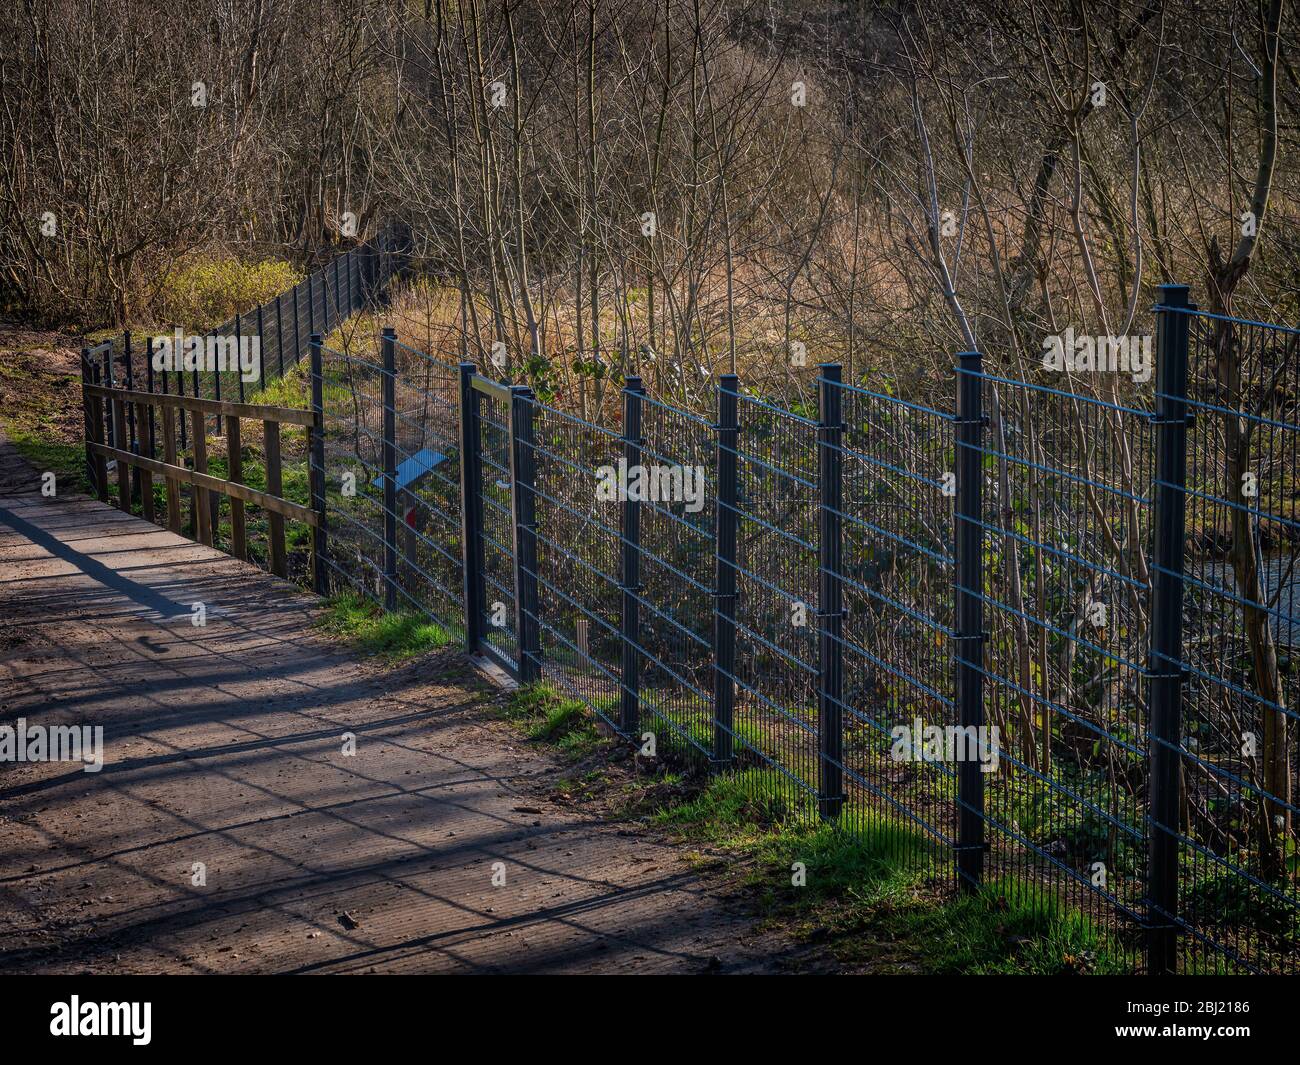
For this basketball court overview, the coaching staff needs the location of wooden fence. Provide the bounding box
[80,364,323,584]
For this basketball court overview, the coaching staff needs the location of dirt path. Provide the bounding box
[0,436,794,974]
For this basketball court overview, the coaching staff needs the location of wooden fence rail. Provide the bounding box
[79,365,323,583]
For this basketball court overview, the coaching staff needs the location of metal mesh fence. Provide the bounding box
[102,223,408,419]
[971,368,1154,972]
[529,399,624,726]
[636,393,716,767]
[1175,309,1300,973]
[81,271,1300,974]
[729,392,820,806]
[833,378,957,876]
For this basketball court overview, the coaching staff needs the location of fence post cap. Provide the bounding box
[1156,283,1191,306]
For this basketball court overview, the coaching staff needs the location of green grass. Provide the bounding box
[4,427,91,495]
[910,879,1133,974]
[497,686,1135,975]
[317,592,452,661]
[245,364,311,411]
[500,683,604,761]
[653,770,1132,973]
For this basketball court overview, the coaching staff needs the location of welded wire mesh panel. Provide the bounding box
[258,300,281,381]
[634,392,716,766]
[477,386,518,669]
[834,378,956,874]
[731,391,820,807]
[530,398,623,725]
[287,281,308,368]
[978,369,1153,973]
[313,272,330,338]
[317,339,388,600]
[389,341,464,640]
[1178,312,1300,973]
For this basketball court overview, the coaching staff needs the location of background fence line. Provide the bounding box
[81,223,411,496]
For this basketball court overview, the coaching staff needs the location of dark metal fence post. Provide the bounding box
[79,347,97,497]
[619,375,645,735]
[382,327,398,611]
[309,333,328,596]
[307,272,316,341]
[123,331,140,506]
[459,362,485,653]
[235,314,246,403]
[143,331,157,453]
[817,363,845,820]
[293,283,302,367]
[510,384,541,684]
[712,373,740,769]
[1147,282,1192,974]
[955,349,987,892]
[276,294,285,378]
[256,305,266,392]
[140,336,157,523]
[211,330,222,433]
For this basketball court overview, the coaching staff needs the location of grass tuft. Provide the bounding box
[317,592,451,661]
[501,683,603,761]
